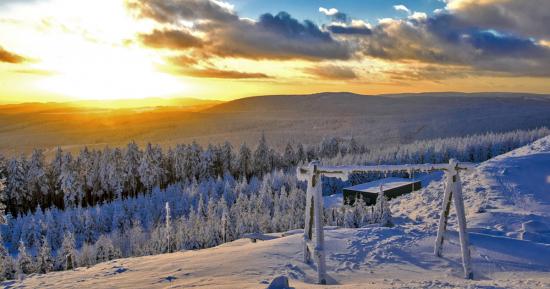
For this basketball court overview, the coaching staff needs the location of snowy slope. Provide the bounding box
[6,137,550,289]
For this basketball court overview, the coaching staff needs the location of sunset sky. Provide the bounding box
[1,0,549,103]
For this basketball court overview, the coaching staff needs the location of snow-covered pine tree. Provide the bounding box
[124,141,142,197]
[0,237,9,280]
[0,236,16,280]
[375,185,393,227]
[354,196,369,227]
[238,143,252,179]
[16,240,34,276]
[139,143,165,192]
[60,153,81,207]
[1,256,16,280]
[222,141,234,175]
[26,149,47,210]
[58,232,77,270]
[7,157,28,214]
[36,237,53,274]
[253,133,271,176]
[295,143,307,164]
[283,142,296,170]
[128,218,145,256]
[78,242,95,268]
[94,235,118,263]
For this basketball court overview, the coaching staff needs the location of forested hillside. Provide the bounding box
[0,128,547,280]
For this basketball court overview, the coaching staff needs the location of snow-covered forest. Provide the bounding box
[0,127,548,280]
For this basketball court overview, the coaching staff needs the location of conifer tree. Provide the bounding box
[59,232,76,270]
[94,235,118,263]
[36,237,53,274]
[16,241,33,275]
[253,133,271,175]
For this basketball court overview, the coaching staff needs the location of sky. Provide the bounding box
[0,0,550,103]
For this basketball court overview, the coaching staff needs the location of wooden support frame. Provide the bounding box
[297,159,475,284]
[298,161,327,284]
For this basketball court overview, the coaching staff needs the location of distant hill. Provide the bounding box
[1,92,550,156]
[70,97,224,110]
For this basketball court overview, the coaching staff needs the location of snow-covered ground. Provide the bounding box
[6,137,550,289]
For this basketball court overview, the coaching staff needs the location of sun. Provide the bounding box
[2,0,188,101]
[37,46,188,101]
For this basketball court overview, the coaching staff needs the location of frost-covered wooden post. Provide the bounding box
[298,161,327,285]
[434,159,473,279]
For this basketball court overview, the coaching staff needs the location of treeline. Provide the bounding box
[0,171,389,279]
[324,128,550,165]
[0,128,548,216]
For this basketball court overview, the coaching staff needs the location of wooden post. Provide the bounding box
[434,159,473,279]
[313,163,327,284]
[434,169,453,257]
[303,178,313,262]
[452,169,473,279]
[303,162,316,263]
[300,161,327,284]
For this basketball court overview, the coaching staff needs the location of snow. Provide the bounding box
[5,136,550,288]
[343,177,419,193]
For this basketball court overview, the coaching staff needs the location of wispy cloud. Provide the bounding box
[304,65,357,80]
[0,46,27,64]
[393,4,410,14]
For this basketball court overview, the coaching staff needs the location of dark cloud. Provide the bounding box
[326,24,371,35]
[0,46,26,64]
[345,12,550,77]
[128,0,351,60]
[139,29,203,50]
[448,0,550,40]
[304,65,357,80]
[127,0,238,24]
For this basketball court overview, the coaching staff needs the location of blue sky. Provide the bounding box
[232,0,446,24]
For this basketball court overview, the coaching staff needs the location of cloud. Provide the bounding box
[177,68,270,79]
[326,23,371,35]
[336,10,550,77]
[139,29,203,50]
[129,0,351,61]
[447,0,550,40]
[0,46,27,63]
[319,7,338,16]
[304,65,357,80]
[319,7,348,22]
[127,0,238,24]
[167,54,199,66]
[129,0,550,79]
[393,5,410,14]
[318,6,348,22]
[408,12,427,21]
[164,53,269,79]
